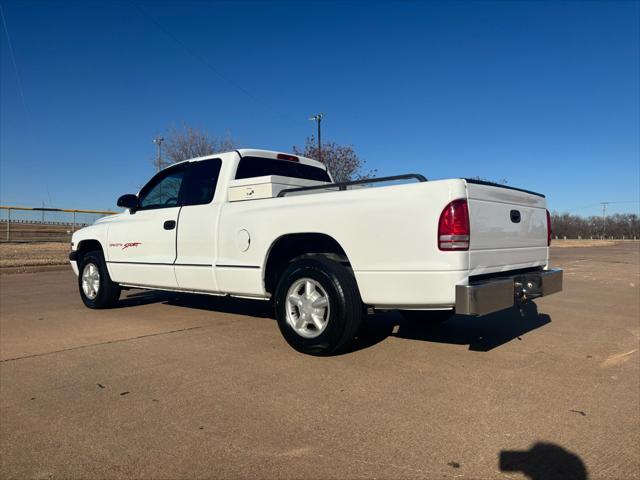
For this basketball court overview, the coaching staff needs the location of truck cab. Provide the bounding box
[71,150,330,290]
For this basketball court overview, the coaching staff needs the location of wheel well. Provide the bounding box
[76,239,103,263]
[264,233,350,295]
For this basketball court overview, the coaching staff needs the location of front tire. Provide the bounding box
[275,255,363,356]
[78,250,121,309]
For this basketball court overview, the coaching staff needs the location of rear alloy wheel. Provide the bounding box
[275,255,362,356]
[78,250,121,309]
[285,278,331,339]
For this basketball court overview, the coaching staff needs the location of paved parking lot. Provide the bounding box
[1,243,638,479]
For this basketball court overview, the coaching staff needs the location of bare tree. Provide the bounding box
[157,125,237,168]
[293,136,376,182]
[550,212,639,238]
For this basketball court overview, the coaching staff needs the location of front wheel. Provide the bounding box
[274,255,363,356]
[78,250,121,309]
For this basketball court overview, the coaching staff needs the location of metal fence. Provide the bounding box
[0,206,117,243]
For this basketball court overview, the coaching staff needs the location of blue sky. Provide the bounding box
[1,0,638,215]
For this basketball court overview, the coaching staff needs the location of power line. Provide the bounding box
[127,0,299,126]
[1,4,55,207]
[0,3,28,117]
[565,200,639,213]
[564,203,601,212]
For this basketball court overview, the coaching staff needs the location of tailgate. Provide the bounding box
[466,180,548,275]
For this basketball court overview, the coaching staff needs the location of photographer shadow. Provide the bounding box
[500,442,588,479]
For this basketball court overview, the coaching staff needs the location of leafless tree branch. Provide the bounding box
[293,136,376,182]
[156,124,238,168]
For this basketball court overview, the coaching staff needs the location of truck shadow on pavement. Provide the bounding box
[119,290,550,353]
[353,302,551,353]
[499,442,588,479]
[118,289,275,318]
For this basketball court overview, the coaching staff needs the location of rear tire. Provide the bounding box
[78,250,121,309]
[275,255,363,356]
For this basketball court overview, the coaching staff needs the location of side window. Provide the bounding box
[138,167,186,210]
[235,156,331,182]
[183,159,222,206]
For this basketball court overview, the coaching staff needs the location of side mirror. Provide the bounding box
[117,194,138,211]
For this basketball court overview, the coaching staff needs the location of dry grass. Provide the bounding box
[0,242,70,268]
[550,239,622,248]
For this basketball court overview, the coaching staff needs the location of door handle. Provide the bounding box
[163,220,176,230]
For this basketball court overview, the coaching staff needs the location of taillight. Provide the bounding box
[277,153,299,162]
[546,209,552,246]
[438,199,470,251]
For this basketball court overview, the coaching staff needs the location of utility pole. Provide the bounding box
[601,202,608,238]
[152,137,164,172]
[309,113,324,162]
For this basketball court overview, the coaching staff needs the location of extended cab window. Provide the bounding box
[183,159,222,206]
[138,166,186,210]
[235,156,331,182]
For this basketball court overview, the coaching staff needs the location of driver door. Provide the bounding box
[106,164,187,288]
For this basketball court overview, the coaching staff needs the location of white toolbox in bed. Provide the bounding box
[228,175,330,202]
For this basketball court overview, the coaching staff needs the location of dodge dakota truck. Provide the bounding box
[69,149,563,355]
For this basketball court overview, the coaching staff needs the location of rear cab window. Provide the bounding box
[235,156,331,182]
[183,158,222,206]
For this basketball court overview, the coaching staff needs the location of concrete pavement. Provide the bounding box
[1,244,638,479]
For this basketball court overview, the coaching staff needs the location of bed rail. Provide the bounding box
[277,173,427,198]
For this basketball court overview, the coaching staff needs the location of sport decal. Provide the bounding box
[109,242,142,250]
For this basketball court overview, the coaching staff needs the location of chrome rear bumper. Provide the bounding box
[455,269,563,316]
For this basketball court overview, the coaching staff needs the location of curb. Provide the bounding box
[0,264,70,275]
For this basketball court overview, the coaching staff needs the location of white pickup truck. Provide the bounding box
[70,149,562,355]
